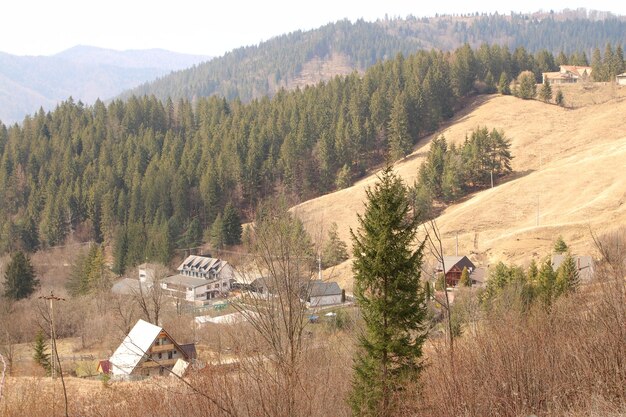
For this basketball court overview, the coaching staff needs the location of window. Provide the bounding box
[168,351,173,359]
[158,353,162,359]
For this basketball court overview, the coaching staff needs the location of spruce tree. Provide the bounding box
[537,258,557,309]
[539,79,553,102]
[222,203,243,246]
[3,251,39,300]
[350,166,427,417]
[556,252,580,295]
[527,259,539,283]
[321,222,349,268]
[459,266,471,287]
[516,71,537,99]
[497,72,511,95]
[388,93,412,160]
[210,214,225,249]
[553,235,568,254]
[33,330,51,375]
[555,89,565,107]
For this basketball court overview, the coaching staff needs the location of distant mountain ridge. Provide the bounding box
[0,46,211,124]
[122,10,626,104]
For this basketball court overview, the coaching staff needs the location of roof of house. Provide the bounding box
[470,267,488,285]
[111,278,151,296]
[109,319,162,377]
[179,343,197,360]
[162,274,209,288]
[436,256,476,274]
[233,270,266,284]
[308,280,342,297]
[177,255,224,273]
[560,65,592,76]
[617,73,626,77]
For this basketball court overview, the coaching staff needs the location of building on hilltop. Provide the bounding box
[542,65,593,84]
[109,319,195,379]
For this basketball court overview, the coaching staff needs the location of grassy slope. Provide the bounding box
[295,83,626,291]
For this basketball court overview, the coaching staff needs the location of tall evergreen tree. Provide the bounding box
[388,93,412,160]
[3,251,39,300]
[497,72,511,95]
[555,89,565,107]
[553,235,568,254]
[539,79,553,102]
[350,166,427,417]
[555,252,580,295]
[321,222,349,268]
[537,258,557,309]
[222,203,243,246]
[516,71,537,99]
[210,213,225,250]
[459,266,471,287]
[32,330,51,375]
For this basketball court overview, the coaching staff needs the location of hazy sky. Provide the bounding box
[2,0,625,57]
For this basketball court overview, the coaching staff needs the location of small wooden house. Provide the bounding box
[617,73,626,86]
[109,319,195,379]
[436,256,476,287]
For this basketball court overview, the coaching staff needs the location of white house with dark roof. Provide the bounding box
[109,319,194,379]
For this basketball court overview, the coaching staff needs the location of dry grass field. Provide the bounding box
[295,83,626,291]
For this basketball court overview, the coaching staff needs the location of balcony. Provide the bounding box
[141,358,178,368]
[150,343,174,353]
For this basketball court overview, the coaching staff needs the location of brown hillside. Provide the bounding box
[294,84,626,291]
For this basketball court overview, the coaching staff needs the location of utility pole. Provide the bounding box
[317,252,322,281]
[39,291,68,417]
[455,232,459,256]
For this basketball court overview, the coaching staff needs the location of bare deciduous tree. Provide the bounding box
[232,200,317,417]
[132,264,168,325]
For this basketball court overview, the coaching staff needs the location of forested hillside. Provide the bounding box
[0,43,618,273]
[124,11,626,102]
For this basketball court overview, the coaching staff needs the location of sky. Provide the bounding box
[2,0,625,57]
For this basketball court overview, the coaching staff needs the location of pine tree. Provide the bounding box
[592,47,605,81]
[553,235,568,254]
[539,79,553,102]
[537,258,556,309]
[423,280,432,300]
[527,259,539,283]
[555,252,580,295]
[516,71,537,99]
[388,93,412,160]
[222,203,242,246]
[210,214,225,250]
[32,330,51,375]
[555,89,565,107]
[497,72,511,95]
[321,222,349,268]
[3,251,39,300]
[350,166,427,417]
[459,266,471,287]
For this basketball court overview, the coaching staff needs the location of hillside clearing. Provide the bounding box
[295,84,626,291]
